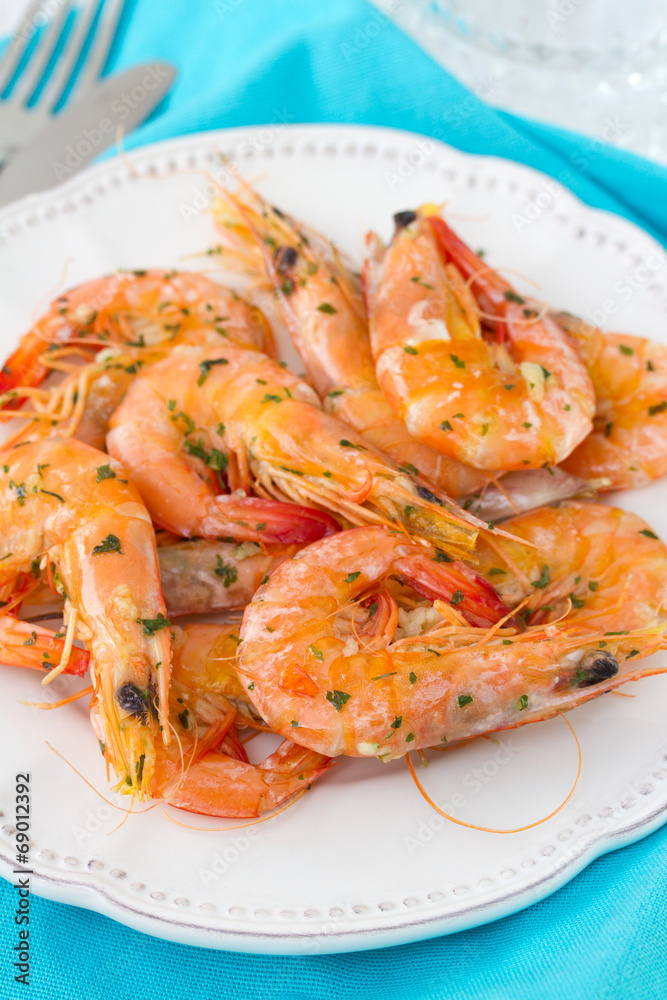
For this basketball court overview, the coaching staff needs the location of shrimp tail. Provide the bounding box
[158,739,334,818]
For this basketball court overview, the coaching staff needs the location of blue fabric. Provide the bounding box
[2,0,667,997]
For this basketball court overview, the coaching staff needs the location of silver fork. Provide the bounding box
[0,0,125,165]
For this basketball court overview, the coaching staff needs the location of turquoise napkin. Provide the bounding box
[2,1,667,997]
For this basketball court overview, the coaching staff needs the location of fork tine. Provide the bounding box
[75,0,126,88]
[11,1,73,104]
[0,0,47,94]
[36,0,99,112]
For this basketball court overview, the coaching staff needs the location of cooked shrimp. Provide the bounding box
[16,535,296,620]
[156,537,295,616]
[0,269,274,401]
[107,343,483,555]
[0,437,171,794]
[153,622,333,817]
[548,312,667,490]
[214,185,598,519]
[8,349,341,547]
[1,303,271,454]
[238,508,667,759]
[365,210,595,471]
[16,617,332,818]
[472,501,667,631]
[212,182,493,498]
[458,466,600,523]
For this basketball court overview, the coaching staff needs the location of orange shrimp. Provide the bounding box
[212,181,493,498]
[107,343,482,555]
[238,505,667,760]
[0,437,171,795]
[9,617,332,818]
[365,210,595,471]
[551,312,667,490]
[0,269,274,401]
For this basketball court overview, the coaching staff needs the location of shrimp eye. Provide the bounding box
[116,682,155,720]
[275,246,298,272]
[393,210,417,231]
[416,484,444,507]
[575,650,619,687]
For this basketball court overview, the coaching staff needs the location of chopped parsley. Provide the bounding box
[532,564,550,589]
[40,489,65,503]
[136,613,171,636]
[326,690,350,711]
[197,357,229,386]
[214,556,238,588]
[96,464,116,482]
[8,480,26,506]
[92,534,122,555]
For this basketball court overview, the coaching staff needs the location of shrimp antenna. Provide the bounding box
[406,710,582,834]
[45,741,142,815]
[19,685,93,710]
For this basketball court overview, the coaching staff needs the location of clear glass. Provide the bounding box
[371,0,667,163]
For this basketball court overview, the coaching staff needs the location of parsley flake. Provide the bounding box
[326,690,350,711]
[92,534,122,555]
[532,564,550,589]
[96,464,116,482]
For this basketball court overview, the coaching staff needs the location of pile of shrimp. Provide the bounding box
[0,179,665,829]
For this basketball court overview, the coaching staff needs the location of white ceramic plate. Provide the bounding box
[0,125,666,955]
